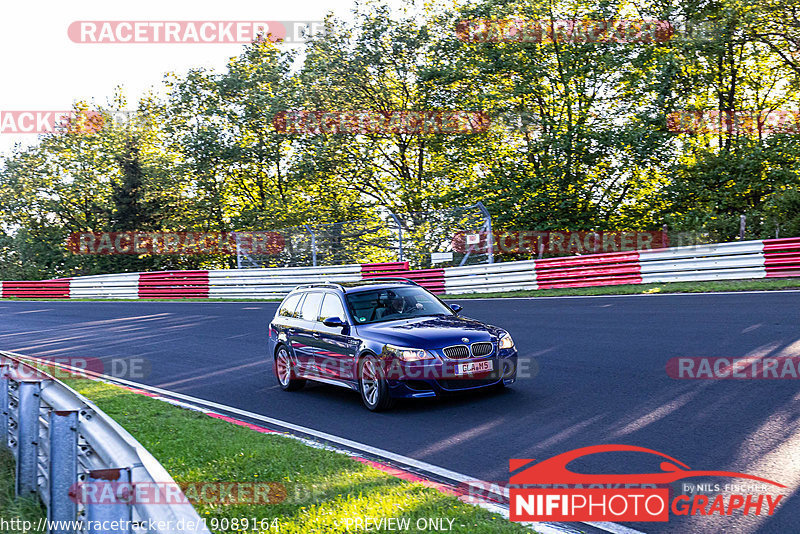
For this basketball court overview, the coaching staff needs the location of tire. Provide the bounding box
[275,345,306,391]
[358,354,394,411]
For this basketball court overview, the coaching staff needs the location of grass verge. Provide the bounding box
[0,449,46,533]
[68,379,532,534]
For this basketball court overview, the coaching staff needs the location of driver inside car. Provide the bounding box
[383,293,406,317]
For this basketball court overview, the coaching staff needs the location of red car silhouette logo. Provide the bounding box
[510,444,785,487]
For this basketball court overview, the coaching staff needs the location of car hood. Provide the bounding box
[355,314,505,349]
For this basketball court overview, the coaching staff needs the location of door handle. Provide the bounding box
[312,332,321,338]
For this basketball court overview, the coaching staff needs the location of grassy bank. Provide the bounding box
[69,379,532,534]
[0,449,46,533]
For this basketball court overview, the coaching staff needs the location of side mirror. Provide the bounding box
[449,304,463,314]
[322,316,347,328]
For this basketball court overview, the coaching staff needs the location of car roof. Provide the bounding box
[292,279,421,294]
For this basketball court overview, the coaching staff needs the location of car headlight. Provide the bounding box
[499,333,515,350]
[385,344,434,362]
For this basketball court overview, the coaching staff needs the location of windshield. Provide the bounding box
[345,286,453,324]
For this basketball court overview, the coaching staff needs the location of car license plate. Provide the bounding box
[455,360,493,375]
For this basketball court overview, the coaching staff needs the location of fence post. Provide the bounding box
[0,364,8,449]
[389,214,404,262]
[16,380,41,497]
[235,232,242,269]
[476,202,494,264]
[49,410,78,531]
[304,225,317,266]
[739,215,746,239]
[85,467,133,534]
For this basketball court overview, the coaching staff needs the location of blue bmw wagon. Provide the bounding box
[268,279,518,411]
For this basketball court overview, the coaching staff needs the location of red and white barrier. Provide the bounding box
[533,251,641,289]
[444,261,538,294]
[763,238,800,278]
[362,262,446,293]
[3,238,799,299]
[638,241,765,284]
[1,279,71,298]
[208,264,363,299]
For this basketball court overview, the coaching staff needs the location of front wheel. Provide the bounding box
[358,355,394,411]
[275,346,306,391]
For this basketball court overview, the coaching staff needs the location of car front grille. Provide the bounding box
[443,345,470,359]
[443,342,495,359]
[471,342,493,357]
[438,378,498,390]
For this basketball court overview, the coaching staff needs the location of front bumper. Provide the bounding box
[385,349,518,399]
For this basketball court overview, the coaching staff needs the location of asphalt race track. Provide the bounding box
[1,292,799,534]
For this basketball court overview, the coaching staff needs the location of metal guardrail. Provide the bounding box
[207,264,364,299]
[0,352,210,534]
[3,238,800,299]
[443,260,538,294]
[68,273,140,299]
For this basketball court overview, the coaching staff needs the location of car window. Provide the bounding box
[277,293,303,318]
[319,293,346,322]
[345,286,453,324]
[300,292,324,322]
[290,293,306,318]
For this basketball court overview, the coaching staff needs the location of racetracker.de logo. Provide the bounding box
[0,111,104,135]
[2,357,150,381]
[68,21,323,44]
[69,480,286,505]
[67,231,285,256]
[452,230,668,255]
[667,356,800,379]
[509,444,785,522]
[667,110,800,135]
[456,19,675,44]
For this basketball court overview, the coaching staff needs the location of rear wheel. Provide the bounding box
[275,345,305,391]
[358,355,394,411]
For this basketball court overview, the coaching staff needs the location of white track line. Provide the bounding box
[7,351,647,534]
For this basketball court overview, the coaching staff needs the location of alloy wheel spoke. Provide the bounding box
[362,360,379,404]
[278,351,290,384]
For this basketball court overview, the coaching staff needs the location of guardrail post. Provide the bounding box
[49,410,78,530]
[85,468,132,534]
[0,364,8,449]
[16,380,41,497]
[389,214,404,262]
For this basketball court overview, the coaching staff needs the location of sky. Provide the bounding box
[0,0,366,155]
